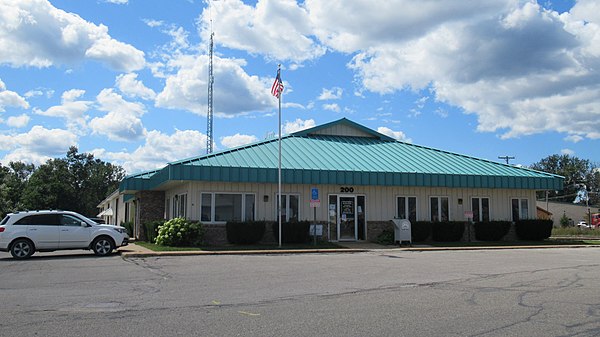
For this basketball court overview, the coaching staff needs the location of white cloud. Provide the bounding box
[323,103,341,113]
[221,133,258,148]
[0,0,144,71]
[0,79,29,112]
[155,54,276,116]
[198,0,326,62]
[561,148,575,156]
[0,125,77,165]
[283,118,315,134]
[89,89,147,141]
[337,1,600,140]
[377,126,411,142]
[6,114,30,128]
[115,73,156,100]
[104,0,128,4]
[564,134,583,143]
[94,129,206,173]
[318,87,343,100]
[33,89,91,133]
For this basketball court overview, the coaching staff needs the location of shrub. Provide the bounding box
[412,221,432,242]
[143,220,164,243]
[432,221,465,242]
[374,229,394,245]
[474,221,511,241]
[226,221,266,244]
[120,221,134,237]
[515,219,553,241]
[272,221,311,244]
[155,218,204,246]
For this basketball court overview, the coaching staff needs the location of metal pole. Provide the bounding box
[277,64,282,248]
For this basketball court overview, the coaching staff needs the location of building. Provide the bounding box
[113,118,563,243]
[536,200,599,227]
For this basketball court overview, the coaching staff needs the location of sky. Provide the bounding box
[0,0,599,175]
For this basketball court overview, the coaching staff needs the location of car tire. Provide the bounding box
[92,236,115,256]
[10,239,35,259]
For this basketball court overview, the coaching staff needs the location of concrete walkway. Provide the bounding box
[117,240,600,258]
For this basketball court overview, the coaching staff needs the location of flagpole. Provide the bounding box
[277,64,282,248]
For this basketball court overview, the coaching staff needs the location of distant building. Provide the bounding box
[105,118,563,243]
[536,200,599,227]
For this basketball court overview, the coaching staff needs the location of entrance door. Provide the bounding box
[338,196,357,241]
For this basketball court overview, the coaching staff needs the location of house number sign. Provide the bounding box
[339,186,354,193]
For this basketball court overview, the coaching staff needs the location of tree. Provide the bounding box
[0,161,35,217]
[531,154,600,205]
[20,147,125,217]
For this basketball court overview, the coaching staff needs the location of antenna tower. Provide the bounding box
[206,31,214,154]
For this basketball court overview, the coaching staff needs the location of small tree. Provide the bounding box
[560,213,570,227]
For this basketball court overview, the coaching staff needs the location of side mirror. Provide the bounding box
[81,221,88,227]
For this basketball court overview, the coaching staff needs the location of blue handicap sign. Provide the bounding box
[311,187,318,201]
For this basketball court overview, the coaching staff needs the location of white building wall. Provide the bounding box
[168,181,537,223]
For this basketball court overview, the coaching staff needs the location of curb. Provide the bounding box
[121,248,368,258]
[120,244,600,257]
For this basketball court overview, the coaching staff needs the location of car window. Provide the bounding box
[15,214,60,225]
[61,215,84,227]
[0,215,9,226]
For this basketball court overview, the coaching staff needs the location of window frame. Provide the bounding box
[396,195,418,223]
[429,196,449,222]
[471,197,491,222]
[199,192,256,223]
[511,197,529,221]
[275,193,300,222]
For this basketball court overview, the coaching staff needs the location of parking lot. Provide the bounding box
[1,247,600,336]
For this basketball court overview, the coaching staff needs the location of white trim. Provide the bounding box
[510,197,530,221]
[470,196,491,222]
[395,195,418,222]
[199,192,256,224]
[429,196,450,222]
[275,193,300,222]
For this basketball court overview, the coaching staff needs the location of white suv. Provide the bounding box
[0,210,129,259]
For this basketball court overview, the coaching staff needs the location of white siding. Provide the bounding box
[178,182,537,223]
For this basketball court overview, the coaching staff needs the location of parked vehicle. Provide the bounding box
[592,213,600,229]
[577,221,591,229]
[0,210,128,259]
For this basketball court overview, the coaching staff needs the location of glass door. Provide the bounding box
[338,196,357,241]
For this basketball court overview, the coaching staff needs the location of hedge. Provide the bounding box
[411,221,432,242]
[474,221,511,241]
[226,221,266,244]
[272,221,311,244]
[143,220,164,243]
[431,221,465,242]
[515,219,553,241]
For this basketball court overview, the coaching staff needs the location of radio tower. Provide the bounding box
[206,31,214,154]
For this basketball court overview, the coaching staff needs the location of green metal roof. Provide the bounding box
[120,118,563,192]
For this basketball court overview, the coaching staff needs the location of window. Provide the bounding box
[200,193,255,223]
[276,194,299,222]
[15,214,59,225]
[430,197,449,222]
[511,198,529,221]
[471,197,490,222]
[397,196,417,222]
[60,215,83,227]
[172,194,188,218]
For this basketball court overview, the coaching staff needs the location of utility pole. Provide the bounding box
[498,155,515,165]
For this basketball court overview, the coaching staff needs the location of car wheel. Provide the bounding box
[92,237,114,256]
[10,239,34,259]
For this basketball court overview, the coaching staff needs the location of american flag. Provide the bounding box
[271,69,284,98]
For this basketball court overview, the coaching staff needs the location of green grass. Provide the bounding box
[135,241,342,252]
[426,239,600,247]
[552,227,600,237]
